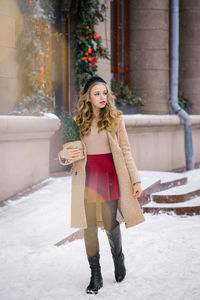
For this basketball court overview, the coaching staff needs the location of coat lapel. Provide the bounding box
[106,130,119,149]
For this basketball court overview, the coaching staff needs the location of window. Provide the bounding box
[111,0,129,85]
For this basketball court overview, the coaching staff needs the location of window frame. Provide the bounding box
[111,0,130,86]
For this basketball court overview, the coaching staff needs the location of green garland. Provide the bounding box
[10,0,55,115]
[74,0,110,91]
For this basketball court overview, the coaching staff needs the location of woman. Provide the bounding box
[58,76,145,295]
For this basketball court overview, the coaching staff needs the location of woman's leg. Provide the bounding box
[84,201,99,258]
[101,200,126,282]
[101,199,119,232]
[84,201,103,294]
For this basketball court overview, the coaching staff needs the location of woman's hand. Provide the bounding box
[60,146,81,161]
[133,182,142,198]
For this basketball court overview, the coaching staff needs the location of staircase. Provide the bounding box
[138,170,200,216]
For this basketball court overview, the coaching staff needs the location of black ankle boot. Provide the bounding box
[106,224,126,282]
[86,252,103,294]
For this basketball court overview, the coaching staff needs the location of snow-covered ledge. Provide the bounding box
[124,114,200,126]
[123,114,200,172]
[0,114,60,202]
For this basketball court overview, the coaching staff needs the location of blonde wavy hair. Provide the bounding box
[75,82,122,137]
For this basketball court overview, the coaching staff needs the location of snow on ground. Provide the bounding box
[140,168,200,193]
[151,181,200,195]
[0,172,200,300]
[183,168,200,182]
[139,170,187,190]
[0,113,59,120]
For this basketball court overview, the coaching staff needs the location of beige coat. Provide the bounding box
[58,116,145,229]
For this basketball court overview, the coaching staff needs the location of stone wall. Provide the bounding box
[179,0,200,114]
[0,115,60,202]
[0,0,22,114]
[124,115,200,172]
[129,0,170,114]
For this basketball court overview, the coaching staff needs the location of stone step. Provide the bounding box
[142,196,200,216]
[152,181,200,203]
[139,174,187,205]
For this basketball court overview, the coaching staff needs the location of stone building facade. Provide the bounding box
[0,0,200,116]
[130,0,170,114]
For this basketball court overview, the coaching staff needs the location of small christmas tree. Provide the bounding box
[61,111,81,144]
[60,111,85,162]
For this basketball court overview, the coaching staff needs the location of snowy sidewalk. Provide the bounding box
[0,173,200,300]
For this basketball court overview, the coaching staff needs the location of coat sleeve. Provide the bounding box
[118,116,141,185]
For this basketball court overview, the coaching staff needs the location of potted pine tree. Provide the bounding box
[60,111,85,162]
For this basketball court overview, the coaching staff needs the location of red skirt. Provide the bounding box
[84,153,119,203]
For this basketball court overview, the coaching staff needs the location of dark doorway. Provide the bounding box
[53,0,72,117]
